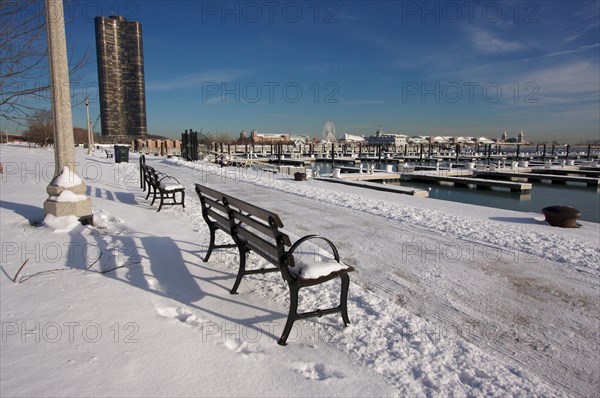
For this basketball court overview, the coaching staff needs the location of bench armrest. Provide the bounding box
[158,175,181,184]
[288,234,340,262]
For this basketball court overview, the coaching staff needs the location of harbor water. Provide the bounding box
[316,161,600,223]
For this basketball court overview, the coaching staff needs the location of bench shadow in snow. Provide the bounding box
[0,200,45,224]
[82,229,282,342]
[86,185,138,205]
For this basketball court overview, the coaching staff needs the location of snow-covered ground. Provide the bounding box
[1,144,598,397]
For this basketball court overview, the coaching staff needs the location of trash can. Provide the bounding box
[114,145,129,163]
[294,172,306,181]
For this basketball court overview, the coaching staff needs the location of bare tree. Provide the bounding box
[23,108,53,146]
[212,132,235,144]
[72,126,87,144]
[0,0,89,126]
[22,108,88,145]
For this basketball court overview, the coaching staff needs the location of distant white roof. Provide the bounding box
[338,133,365,142]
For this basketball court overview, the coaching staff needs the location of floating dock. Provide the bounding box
[530,168,600,178]
[474,170,599,186]
[316,176,429,197]
[400,172,532,192]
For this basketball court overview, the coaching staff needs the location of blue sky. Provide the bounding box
[9,0,600,142]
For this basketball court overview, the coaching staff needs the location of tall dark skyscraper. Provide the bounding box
[95,16,147,137]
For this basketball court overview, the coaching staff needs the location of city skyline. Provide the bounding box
[3,0,599,143]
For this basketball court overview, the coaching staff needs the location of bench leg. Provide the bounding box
[340,273,351,326]
[278,284,300,346]
[204,225,217,262]
[230,246,247,295]
[180,190,185,208]
[157,193,164,212]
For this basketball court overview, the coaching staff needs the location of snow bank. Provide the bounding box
[53,165,83,188]
[48,189,88,202]
[42,214,80,232]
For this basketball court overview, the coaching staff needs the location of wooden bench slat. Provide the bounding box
[236,226,280,263]
[224,195,284,228]
[206,209,231,232]
[195,184,227,203]
[202,196,229,216]
[231,211,292,246]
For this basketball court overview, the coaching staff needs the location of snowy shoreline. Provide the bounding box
[1,144,598,397]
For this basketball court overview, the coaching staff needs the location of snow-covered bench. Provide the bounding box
[194,183,355,345]
[142,164,185,212]
[105,149,113,158]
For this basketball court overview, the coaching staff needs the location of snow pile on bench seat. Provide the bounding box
[159,181,184,191]
[291,257,352,279]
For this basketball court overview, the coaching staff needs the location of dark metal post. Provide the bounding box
[139,155,145,190]
[278,144,282,165]
[542,144,546,161]
[331,143,335,163]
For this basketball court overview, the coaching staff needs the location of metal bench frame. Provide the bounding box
[140,161,185,212]
[195,183,354,345]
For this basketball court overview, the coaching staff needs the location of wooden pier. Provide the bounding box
[400,173,533,192]
[334,170,531,192]
[530,168,600,178]
[317,176,429,197]
[474,170,600,186]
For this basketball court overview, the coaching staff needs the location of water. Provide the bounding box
[316,161,600,223]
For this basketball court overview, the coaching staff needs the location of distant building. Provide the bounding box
[367,126,408,146]
[502,130,529,144]
[95,16,147,137]
[238,130,291,145]
[338,133,365,143]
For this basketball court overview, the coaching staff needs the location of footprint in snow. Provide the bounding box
[156,306,201,325]
[221,339,265,358]
[293,362,344,381]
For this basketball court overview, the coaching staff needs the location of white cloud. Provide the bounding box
[524,61,599,97]
[469,28,524,53]
[542,43,600,58]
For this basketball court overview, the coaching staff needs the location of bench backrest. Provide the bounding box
[144,165,159,187]
[195,183,232,235]
[195,183,294,281]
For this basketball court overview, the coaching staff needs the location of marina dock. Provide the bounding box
[530,168,600,178]
[316,175,429,197]
[331,170,531,193]
[399,172,533,192]
[474,170,600,186]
